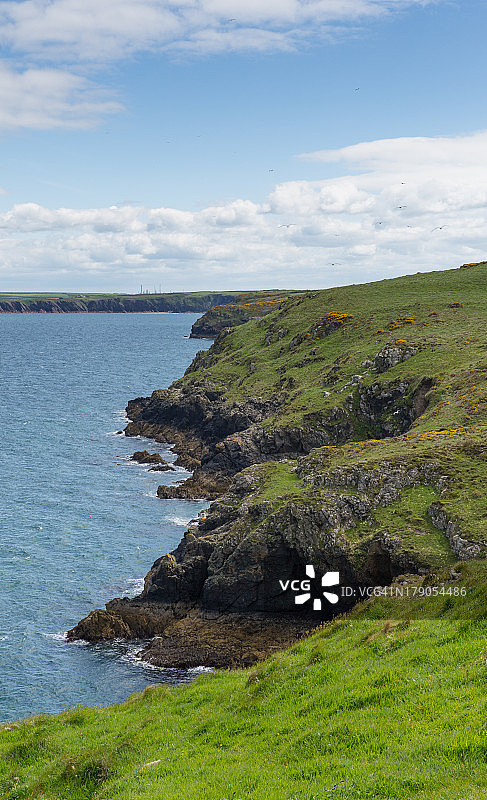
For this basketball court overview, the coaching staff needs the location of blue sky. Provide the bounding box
[0,0,485,292]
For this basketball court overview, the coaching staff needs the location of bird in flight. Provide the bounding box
[431,225,448,232]
[278,224,295,228]
[396,205,407,209]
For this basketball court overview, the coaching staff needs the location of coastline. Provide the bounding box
[0,292,239,315]
[68,263,487,673]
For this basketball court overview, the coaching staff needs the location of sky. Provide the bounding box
[0,0,485,293]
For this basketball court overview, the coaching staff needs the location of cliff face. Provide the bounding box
[189,292,298,338]
[139,461,444,614]
[0,293,238,314]
[124,365,434,499]
[69,262,487,667]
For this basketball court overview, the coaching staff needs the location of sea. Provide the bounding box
[0,312,211,722]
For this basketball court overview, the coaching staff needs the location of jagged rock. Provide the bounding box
[66,610,132,642]
[131,450,166,465]
[137,612,314,668]
[427,502,485,560]
[124,372,435,501]
[136,460,446,618]
[351,377,434,436]
[68,600,182,642]
[374,343,418,373]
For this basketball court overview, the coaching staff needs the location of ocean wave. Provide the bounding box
[113,410,129,422]
[43,631,69,643]
[164,515,193,526]
[123,646,213,676]
[123,577,145,597]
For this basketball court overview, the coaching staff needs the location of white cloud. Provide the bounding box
[0,62,122,130]
[0,0,439,130]
[0,0,437,62]
[0,128,486,290]
[300,130,487,172]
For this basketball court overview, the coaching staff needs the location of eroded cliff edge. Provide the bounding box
[0,293,239,314]
[68,264,487,666]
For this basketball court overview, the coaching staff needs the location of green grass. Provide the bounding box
[251,461,303,502]
[182,262,487,430]
[344,485,454,571]
[178,262,487,551]
[3,566,487,799]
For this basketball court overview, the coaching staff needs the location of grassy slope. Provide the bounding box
[184,262,487,554]
[190,291,304,332]
[185,263,487,427]
[2,567,487,800]
[3,264,487,799]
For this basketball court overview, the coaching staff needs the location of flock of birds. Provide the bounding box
[158,72,449,245]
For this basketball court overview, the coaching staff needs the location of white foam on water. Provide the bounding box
[164,515,193,526]
[123,645,214,676]
[188,666,213,674]
[43,631,69,642]
[123,646,163,672]
[124,577,145,597]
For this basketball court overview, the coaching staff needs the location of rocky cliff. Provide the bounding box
[0,292,238,314]
[189,292,298,338]
[69,262,487,666]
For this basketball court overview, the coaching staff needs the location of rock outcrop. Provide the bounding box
[68,455,468,664]
[189,294,293,339]
[124,370,435,500]
[130,450,174,470]
[427,502,486,560]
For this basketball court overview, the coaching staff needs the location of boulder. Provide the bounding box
[131,450,165,465]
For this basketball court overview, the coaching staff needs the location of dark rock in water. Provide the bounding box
[138,612,314,668]
[67,599,178,642]
[131,450,165,465]
[66,609,132,642]
[149,463,175,472]
[67,601,313,667]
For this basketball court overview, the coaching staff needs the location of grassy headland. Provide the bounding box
[0,290,294,315]
[189,291,303,337]
[3,262,487,798]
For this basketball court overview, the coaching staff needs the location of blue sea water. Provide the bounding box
[0,312,210,722]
